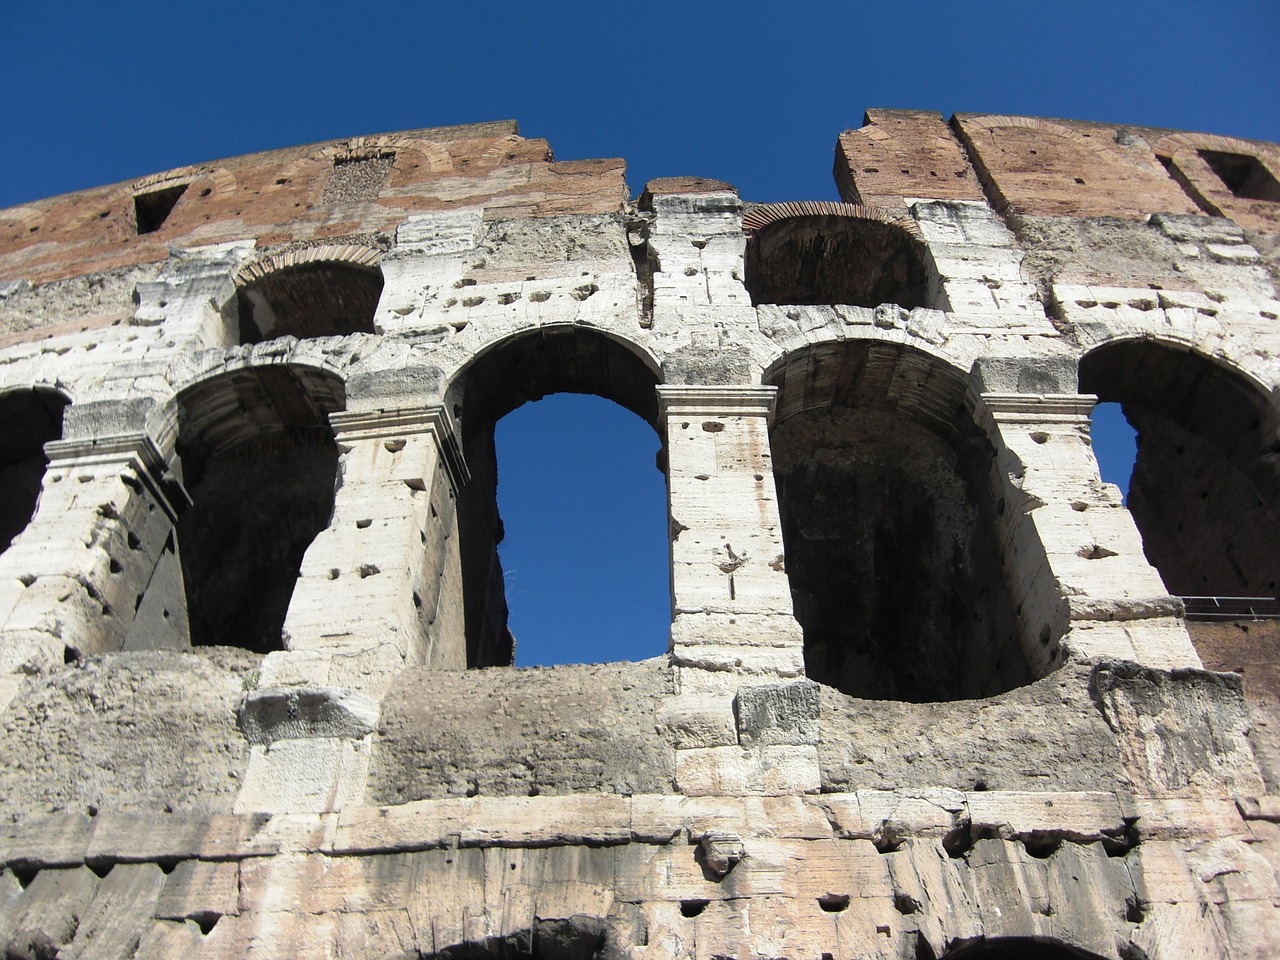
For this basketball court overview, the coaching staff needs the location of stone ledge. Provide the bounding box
[0,791,1255,869]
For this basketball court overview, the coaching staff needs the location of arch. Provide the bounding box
[446,326,663,668]
[0,387,70,553]
[942,937,1109,960]
[743,202,931,309]
[233,246,385,343]
[174,363,345,652]
[961,115,1112,154]
[764,340,1032,701]
[1080,337,1280,597]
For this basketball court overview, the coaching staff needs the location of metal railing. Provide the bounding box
[1179,596,1280,621]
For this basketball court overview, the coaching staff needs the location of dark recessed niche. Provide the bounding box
[1199,150,1280,202]
[134,184,188,234]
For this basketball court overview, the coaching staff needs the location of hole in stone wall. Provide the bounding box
[0,388,70,554]
[134,184,188,234]
[1081,341,1280,597]
[1198,150,1280,202]
[451,326,664,668]
[766,342,1032,702]
[680,899,709,918]
[494,393,668,667]
[745,214,929,308]
[818,894,851,913]
[236,262,382,343]
[175,366,344,653]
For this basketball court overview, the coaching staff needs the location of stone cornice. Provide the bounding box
[656,384,777,419]
[329,405,470,493]
[44,431,190,519]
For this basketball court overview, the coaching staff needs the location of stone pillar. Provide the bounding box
[973,392,1202,673]
[0,432,189,704]
[270,405,469,691]
[236,406,468,815]
[656,385,817,796]
[658,385,803,675]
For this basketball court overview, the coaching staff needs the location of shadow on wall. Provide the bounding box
[766,341,1032,702]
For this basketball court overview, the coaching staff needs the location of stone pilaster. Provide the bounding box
[0,431,189,702]
[973,392,1202,672]
[274,405,469,689]
[657,385,817,796]
[238,406,469,815]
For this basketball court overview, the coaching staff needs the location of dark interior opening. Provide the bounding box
[943,938,1107,960]
[449,327,662,668]
[0,388,70,552]
[1199,150,1280,202]
[134,184,188,234]
[1080,340,1280,597]
[745,214,929,308]
[175,365,344,653]
[766,342,1031,702]
[236,262,382,343]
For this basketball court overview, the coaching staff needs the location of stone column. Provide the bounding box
[656,385,817,796]
[236,405,468,815]
[0,431,189,705]
[973,392,1202,673]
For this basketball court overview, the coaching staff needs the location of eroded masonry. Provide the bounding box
[0,111,1278,959]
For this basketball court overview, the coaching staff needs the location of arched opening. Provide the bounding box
[943,938,1108,960]
[495,394,667,666]
[448,327,664,668]
[766,341,1031,702]
[1081,340,1280,788]
[0,388,69,552]
[743,205,930,308]
[1079,340,1280,598]
[174,365,344,652]
[234,255,383,343]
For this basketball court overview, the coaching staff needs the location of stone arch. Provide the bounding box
[764,339,1032,701]
[385,142,455,186]
[942,937,1110,960]
[232,245,385,343]
[962,115,1111,153]
[174,362,345,652]
[743,202,931,309]
[0,387,71,553]
[477,134,529,169]
[1080,336,1280,598]
[445,325,663,667]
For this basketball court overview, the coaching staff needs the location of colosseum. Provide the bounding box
[0,110,1277,959]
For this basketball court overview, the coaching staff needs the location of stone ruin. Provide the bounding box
[0,110,1278,959]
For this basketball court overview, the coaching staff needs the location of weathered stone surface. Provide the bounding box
[369,661,676,801]
[1091,660,1264,797]
[818,665,1129,793]
[0,649,255,821]
[0,111,1277,959]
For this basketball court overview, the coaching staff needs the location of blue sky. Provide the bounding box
[2,1,1276,663]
